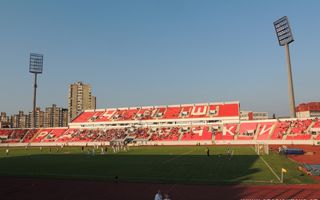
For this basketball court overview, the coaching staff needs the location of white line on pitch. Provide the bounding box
[251,147,281,182]
[259,156,281,182]
[162,149,195,164]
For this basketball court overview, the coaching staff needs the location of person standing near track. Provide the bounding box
[206,147,210,157]
[154,190,162,200]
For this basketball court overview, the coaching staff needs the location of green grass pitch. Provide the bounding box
[0,145,316,184]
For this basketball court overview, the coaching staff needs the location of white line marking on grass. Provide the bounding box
[259,156,281,182]
[162,149,195,164]
[251,147,281,182]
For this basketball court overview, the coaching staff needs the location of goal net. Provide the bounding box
[255,143,269,155]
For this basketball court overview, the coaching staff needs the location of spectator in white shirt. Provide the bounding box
[154,190,162,200]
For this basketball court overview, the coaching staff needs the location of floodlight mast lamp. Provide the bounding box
[29,53,43,128]
[273,16,296,118]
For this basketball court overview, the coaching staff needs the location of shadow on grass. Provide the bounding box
[0,153,265,185]
[1,153,315,199]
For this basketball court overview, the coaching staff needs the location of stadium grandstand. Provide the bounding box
[1,101,320,146]
[296,102,320,118]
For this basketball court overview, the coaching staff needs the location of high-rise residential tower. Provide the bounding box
[28,107,44,128]
[68,82,96,122]
[44,104,68,127]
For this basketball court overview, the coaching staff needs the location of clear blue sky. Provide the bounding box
[0,0,319,117]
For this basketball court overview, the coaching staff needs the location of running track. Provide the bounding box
[0,177,319,200]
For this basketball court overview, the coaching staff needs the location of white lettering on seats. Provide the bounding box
[36,131,49,138]
[259,125,273,136]
[191,106,207,116]
[192,128,203,136]
[223,126,235,136]
[103,110,116,119]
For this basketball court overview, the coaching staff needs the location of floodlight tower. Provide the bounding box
[29,53,43,127]
[273,16,296,118]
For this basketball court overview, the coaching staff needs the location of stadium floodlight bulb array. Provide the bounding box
[273,16,294,46]
[29,53,43,74]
